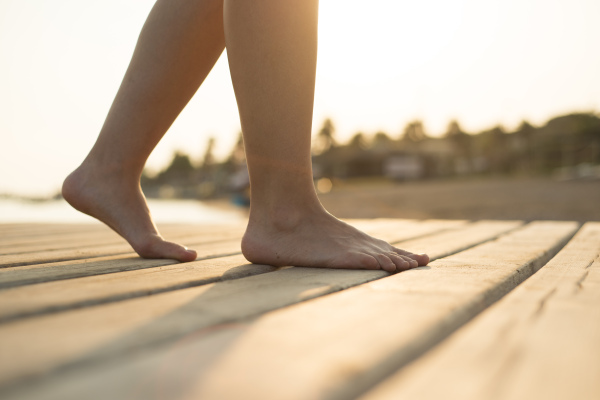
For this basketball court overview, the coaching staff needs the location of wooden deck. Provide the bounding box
[0,219,598,400]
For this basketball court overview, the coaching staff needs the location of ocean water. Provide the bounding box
[0,198,247,224]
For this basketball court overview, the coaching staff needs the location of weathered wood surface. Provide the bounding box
[361,222,600,400]
[45,221,573,400]
[0,223,208,246]
[0,219,597,400]
[0,219,454,267]
[0,225,246,267]
[0,220,515,322]
[0,224,246,255]
[0,219,464,288]
[0,219,515,391]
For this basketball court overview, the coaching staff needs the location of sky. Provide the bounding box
[1,0,599,196]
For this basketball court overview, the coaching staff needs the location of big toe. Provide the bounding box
[135,238,197,262]
[412,253,429,266]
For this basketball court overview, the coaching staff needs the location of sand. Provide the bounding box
[318,176,600,222]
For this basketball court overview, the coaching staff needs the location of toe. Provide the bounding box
[175,246,198,262]
[410,252,429,266]
[392,247,430,266]
[159,241,197,262]
[399,254,418,268]
[134,237,197,263]
[374,254,396,272]
[388,253,410,271]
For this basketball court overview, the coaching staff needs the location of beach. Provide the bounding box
[2,176,598,225]
[318,176,600,222]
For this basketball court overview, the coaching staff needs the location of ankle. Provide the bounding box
[248,199,326,232]
[78,157,141,185]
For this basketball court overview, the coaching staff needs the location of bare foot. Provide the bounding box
[62,164,197,262]
[242,207,429,272]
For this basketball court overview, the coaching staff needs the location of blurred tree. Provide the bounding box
[512,120,537,173]
[140,169,155,187]
[479,126,509,173]
[445,120,465,137]
[157,151,196,184]
[201,137,216,171]
[314,118,336,153]
[228,132,246,165]
[401,120,428,143]
[348,132,367,150]
[514,120,536,138]
[543,113,600,137]
[166,151,194,173]
[371,131,393,149]
[444,120,472,159]
[541,113,600,168]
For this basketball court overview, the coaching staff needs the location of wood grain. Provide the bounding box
[0,224,246,255]
[0,220,528,396]
[0,220,505,321]
[0,224,108,244]
[159,222,578,400]
[0,219,464,286]
[360,222,600,400]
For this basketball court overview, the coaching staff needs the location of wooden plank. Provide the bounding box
[0,223,234,252]
[353,219,468,244]
[0,241,133,267]
[0,254,267,322]
[0,223,246,252]
[0,223,44,231]
[0,254,181,289]
[0,222,238,241]
[0,219,465,286]
[0,232,127,255]
[0,222,250,267]
[0,219,445,255]
[0,224,246,256]
[0,233,126,255]
[5,223,237,250]
[0,224,109,243]
[0,223,94,235]
[0,220,401,283]
[0,222,246,253]
[130,221,576,400]
[0,221,328,266]
[0,236,242,268]
[0,220,521,394]
[0,220,493,321]
[0,219,468,317]
[359,222,600,400]
[389,219,522,260]
[1,220,575,400]
[0,220,348,247]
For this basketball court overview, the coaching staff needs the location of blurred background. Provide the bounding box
[1,0,599,223]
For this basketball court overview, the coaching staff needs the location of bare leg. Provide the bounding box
[63,0,225,262]
[225,0,429,271]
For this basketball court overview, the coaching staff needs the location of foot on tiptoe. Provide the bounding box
[62,164,197,262]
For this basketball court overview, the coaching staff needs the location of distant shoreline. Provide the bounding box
[2,175,599,224]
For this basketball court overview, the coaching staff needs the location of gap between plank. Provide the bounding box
[0,221,513,324]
